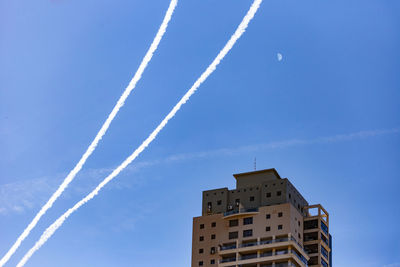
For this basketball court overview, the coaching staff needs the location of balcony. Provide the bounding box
[220,237,307,255]
[219,237,309,267]
[224,208,259,218]
[220,257,236,263]
[220,249,308,267]
[260,263,297,267]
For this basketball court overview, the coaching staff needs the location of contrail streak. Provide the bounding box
[16,0,263,265]
[0,1,178,266]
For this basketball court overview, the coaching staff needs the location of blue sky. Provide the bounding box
[1,0,399,266]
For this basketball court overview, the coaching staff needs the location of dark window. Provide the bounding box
[199,248,203,254]
[211,234,216,240]
[298,221,301,227]
[235,199,240,207]
[278,225,283,230]
[266,192,271,198]
[250,196,255,201]
[298,233,301,239]
[199,236,204,241]
[210,259,215,264]
[277,191,282,196]
[229,219,238,227]
[210,247,216,254]
[304,219,318,230]
[211,222,216,228]
[217,200,222,205]
[199,261,203,266]
[289,193,291,199]
[243,229,253,237]
[200,224,204,229]
[266,226,271,231]
[278,212,283,217]
[229,231,238,239]
[266,214,271,219]
[243,217,253,225]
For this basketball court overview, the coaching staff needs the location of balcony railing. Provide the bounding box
[240,254,258,260]
[220,244,237,250]
[220,257,236,263]
[292,248,308,265]
[220,237,303,251]
[260,263,297,267]
[224,207,259,217]
[219,237,308,266]
[235,249,307,266]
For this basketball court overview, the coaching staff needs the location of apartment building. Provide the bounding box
[191,168,332,267]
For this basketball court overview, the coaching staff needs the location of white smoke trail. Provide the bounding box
[16,0,263,265]
[0,1,178,266]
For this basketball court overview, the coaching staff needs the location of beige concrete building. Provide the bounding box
[192,168,332,267]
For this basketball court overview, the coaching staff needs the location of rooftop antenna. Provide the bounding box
[254,157,256,171]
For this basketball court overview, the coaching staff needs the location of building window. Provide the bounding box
[199,248,203,254]
[298,233,301,239]
[298,221,301,227]
[289,193,291,199]
[229,219,239,227]
[199,261,203,266]
[211,234,216,240]
[277,191,282,196]
[211,222,216,228]
[266,214,271,219]
[217,200,222,205]
[266,192,271,198]
[266,226,271,231]
[210,259,215,264]
[250,196,255,201]
[278,212,283,217]
[278,225,283,230]
[243,229,253,237]
[229,231,238,239]
[235,199,240,207]
[200,224,204,229]
[199,236,204,241]
[210,247,216,254]
[243,217,253,225]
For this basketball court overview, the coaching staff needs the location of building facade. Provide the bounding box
[191,168,331,267]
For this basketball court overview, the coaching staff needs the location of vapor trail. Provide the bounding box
[16,0,263,265]
[0,1,178,266]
